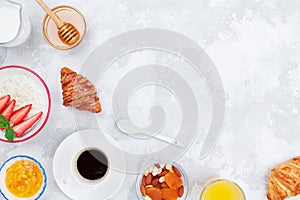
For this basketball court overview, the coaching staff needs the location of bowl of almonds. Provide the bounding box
[136,162,188,200]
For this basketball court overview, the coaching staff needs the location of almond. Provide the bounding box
[140,185,146,196]
[142,176,146,186]
[156,183,162,189]
[151,178,159,187]
[161,182,169,188]
[158,170,168,177]
[145,174,152,185]
[172,166,182,177]
[178,186,184,197]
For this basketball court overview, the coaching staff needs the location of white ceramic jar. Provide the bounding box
[0,0,31,47]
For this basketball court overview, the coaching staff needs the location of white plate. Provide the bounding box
[0,155,47,200]
[0,65,51,143]
[53,130,126,200]
[75,28,225,173]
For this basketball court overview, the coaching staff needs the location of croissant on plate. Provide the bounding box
[267,156,300,200]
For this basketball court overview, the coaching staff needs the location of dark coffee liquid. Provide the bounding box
[76,149,108,181]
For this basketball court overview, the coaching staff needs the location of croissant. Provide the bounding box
[60,67,102,113]
[267,156,300,200]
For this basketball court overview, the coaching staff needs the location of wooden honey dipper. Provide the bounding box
[35,0,80,46]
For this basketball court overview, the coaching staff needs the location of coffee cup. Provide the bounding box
[71,147,110,185]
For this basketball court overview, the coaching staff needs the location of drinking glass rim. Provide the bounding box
[200,179,246,199]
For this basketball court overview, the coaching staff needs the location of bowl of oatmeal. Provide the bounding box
[0,65,51,143]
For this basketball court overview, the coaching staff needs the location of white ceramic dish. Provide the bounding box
[0,155,47,200]
[53,130,126,200]
[0,66,51,143]
[0,0,32,47]
[75,28,225,173]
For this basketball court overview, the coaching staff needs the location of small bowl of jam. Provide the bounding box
[0,155,47,200]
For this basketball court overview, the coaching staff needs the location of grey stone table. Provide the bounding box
[1,0,300,199]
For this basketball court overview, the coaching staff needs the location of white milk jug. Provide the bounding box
[0,0,31,47]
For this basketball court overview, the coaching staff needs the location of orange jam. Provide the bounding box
[5,160,43,198]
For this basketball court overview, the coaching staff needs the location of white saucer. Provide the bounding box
[53,130,126,200]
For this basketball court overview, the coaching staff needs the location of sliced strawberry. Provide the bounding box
[13,111,43,137]
[10,104,32,125]
[1,99,16,120]
[0,95,10,113]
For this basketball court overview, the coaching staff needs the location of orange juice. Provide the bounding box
[201,180,245,200]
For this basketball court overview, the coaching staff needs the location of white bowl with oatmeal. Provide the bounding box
[0,65,51,143]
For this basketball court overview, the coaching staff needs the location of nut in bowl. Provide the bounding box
[136,163,188,200]
[0,155,47,200]
[0,66,51,143]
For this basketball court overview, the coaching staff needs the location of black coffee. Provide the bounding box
[76,149,108,181]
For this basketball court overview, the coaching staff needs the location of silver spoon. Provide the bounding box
[117,119,185,148]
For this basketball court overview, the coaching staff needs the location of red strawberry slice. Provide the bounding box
[10,104,32,125]
[0,95,10,113]
[1,99,16,120]
[13,111,43,137]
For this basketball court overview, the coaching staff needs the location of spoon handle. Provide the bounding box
[117,119,185,148]
[152,134,185,148]
[140,128,185,148]
[35,0,64,28]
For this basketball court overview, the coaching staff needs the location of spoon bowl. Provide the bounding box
[58,22,80,45]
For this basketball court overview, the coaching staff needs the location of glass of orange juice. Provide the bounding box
[200,179,246,200]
